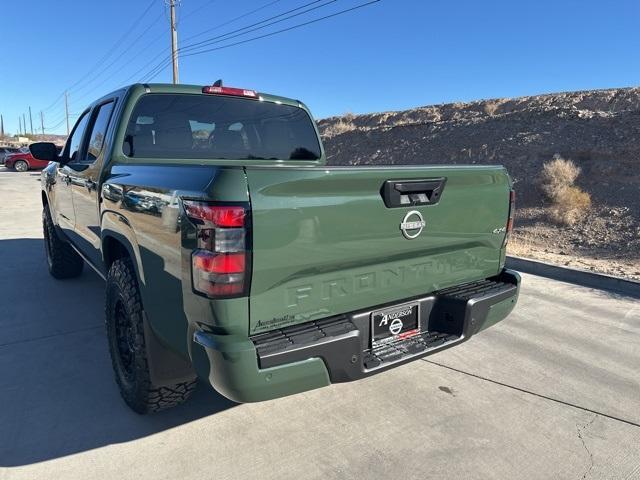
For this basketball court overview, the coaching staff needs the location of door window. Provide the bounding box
[85,101,115,163]
[66,112,90,163]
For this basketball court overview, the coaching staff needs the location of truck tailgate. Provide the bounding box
[245,165,511,334]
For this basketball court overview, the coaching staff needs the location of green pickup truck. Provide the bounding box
[32,82,520,413]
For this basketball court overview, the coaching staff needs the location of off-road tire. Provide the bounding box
[14,160,28,172]
[43,208,84,279]
[106,258,197,414]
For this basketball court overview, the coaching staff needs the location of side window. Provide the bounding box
[66,112,90,163]
[85,101,115,162]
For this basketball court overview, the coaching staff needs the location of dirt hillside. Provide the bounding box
[318,87,640,280]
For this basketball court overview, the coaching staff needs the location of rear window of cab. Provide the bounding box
[122,93,321,161]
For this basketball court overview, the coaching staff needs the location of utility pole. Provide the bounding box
[23,114,27,136]
[169,0,179,84]
[29,106,33,135]
[0,114,4,138]
[18,116,21,136]
[64,91,70,135]
[40,111,45,136]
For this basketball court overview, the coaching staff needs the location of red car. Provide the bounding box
[4,149,56,172]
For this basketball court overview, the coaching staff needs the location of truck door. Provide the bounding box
[67,100,116,272]
[54,111,90,236]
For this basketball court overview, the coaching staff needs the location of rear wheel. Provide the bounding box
[43,208,84,279]
[106,258,197,414]
[14,160,28,172]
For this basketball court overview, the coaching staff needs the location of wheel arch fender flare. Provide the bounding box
[101,210,145,285]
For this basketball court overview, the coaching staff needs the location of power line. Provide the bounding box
[41,0,381,130]
[144,0,380,82]
[182,1,381,60]
[182,0,282,43]
[66,17,175,106]
[39,0,157,115]
[180,0,218,23]
[45,116,68,131]
[43,110,67,127]
[183,0,331,52]
[139,0,337,81]
[120,48,172,86]
[48,0,288,104]
[42,92,65,113]
[65,9,166,109]
[66,0,157,93]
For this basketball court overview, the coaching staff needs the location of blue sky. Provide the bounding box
[1,0,639,135]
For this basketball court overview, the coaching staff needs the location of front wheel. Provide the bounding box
[14,160,28,172]
[105,258,197,414]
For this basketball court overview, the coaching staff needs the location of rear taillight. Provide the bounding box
[184,201,250,298]
[504,190,515,247]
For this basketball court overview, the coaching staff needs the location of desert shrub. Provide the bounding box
[342,111,356,122]
[539,156,591,225]
[483,101,501,115]
[540,156,581,198]
[322,119,355,137]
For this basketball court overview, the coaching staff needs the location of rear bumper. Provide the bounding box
[192,269,520,403]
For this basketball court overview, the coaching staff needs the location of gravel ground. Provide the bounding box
[510,206,640,281]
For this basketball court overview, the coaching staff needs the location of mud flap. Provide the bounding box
[143,312,196,387]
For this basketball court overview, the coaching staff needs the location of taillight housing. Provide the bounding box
[183,201,251,298]
[504,190,515,247]
[202,85,258,99]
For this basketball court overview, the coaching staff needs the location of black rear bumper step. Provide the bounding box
[252,315,357,358]
[251,270,519,382]
[363,331,460,370]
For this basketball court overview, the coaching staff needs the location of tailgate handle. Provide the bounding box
[381,177,446,208]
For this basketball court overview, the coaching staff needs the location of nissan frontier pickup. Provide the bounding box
[31,82,520,413]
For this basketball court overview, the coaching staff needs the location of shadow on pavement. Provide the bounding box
[0,238,236,467]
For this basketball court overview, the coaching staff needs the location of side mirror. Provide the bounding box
[30,142,60,162]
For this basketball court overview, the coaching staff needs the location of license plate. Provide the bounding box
[371,302,420,345]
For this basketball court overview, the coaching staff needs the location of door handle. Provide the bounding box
[381,177,447,208]
[85,179,97,191]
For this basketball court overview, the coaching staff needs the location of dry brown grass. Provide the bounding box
[540,156,580,195]
[322,119,355,137]
[539,156,591,225]
[506,235,535,257]
[342,111,356,122]
[483,100,502,115]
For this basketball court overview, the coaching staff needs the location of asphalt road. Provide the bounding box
[1,168,639,479]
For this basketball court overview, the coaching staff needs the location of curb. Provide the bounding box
[505,256,640,299]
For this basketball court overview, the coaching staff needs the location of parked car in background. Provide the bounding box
[4,146,61,171]
[0,147,21,165]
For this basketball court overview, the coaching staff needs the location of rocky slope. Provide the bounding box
[318,87,640,279]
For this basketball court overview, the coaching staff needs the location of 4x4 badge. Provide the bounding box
[400,210,426,239]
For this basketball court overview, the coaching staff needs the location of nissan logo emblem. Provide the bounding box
[400,210,426,239]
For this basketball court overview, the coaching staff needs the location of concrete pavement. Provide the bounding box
[1,168,639,479]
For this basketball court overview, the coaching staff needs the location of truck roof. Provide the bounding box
[128,82,303,109]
